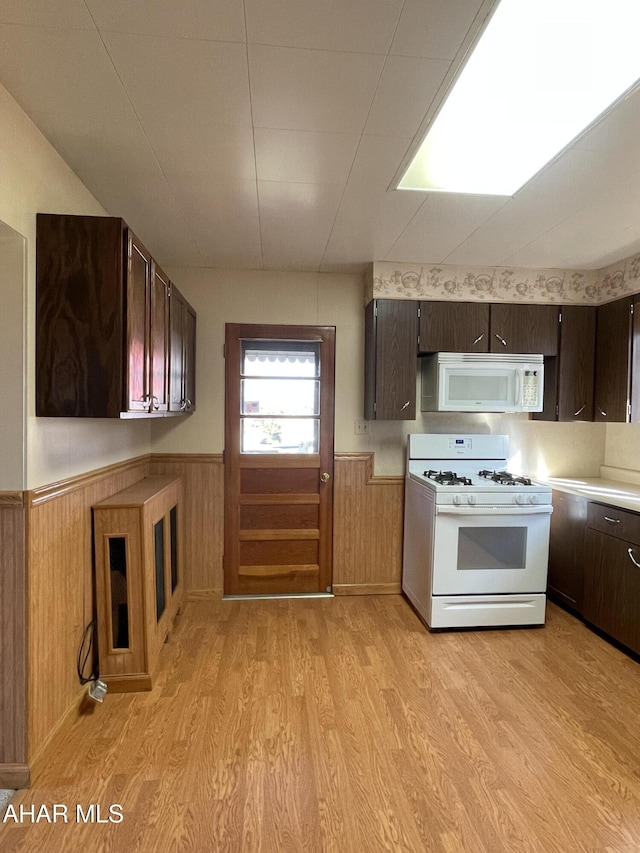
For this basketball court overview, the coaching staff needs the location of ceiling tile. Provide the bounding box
[85,0,246,42]
[152,123,257,183]
[386,193,507,263]
[0,1,95,28]
[101,32,252,130]
[245,0,402,54]
[364,55,450,137]
[390,0,487,59]
[575,86,640,159]
[254,128,359,184]
[258,180,342,270]
[166,176,262,268]
[249,44,384,134]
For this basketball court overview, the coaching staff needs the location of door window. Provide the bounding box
[240,341,320,453]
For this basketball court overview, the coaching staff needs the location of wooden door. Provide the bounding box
[419,301,489,353]
[547,489,587,612]
[364,299,418,419]
[594,297,632,422]
[489,304,559,355]
[168,285,186,412]
[583,529,640,655]
[150,262,169,413]
[224,324,335,596]
[557,305,596,421]
[125,231,152,413]
[185,303,196,412]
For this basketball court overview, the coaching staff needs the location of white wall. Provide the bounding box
[0,82,151,489]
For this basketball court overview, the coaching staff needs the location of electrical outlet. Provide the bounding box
[354,419,369,435]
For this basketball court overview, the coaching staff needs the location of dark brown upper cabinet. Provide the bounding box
[556,305,596,421]
[36,213,194,418]
[489,303,559,355]
[125,233,169,414]
[365,299,418,420]
[593,296,633,423]
[418,301,489,353]
[169,285,197,413]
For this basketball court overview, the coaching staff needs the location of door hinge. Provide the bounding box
[558,312,562,323]
[556,405,559,417]
[373,402,377,414]
[628,401,632,419]
[631,303,635,315]
[417,306,421,318]
[374,303,378,318]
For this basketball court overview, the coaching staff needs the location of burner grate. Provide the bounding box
[425,469,473,486]
[478,469,532,486]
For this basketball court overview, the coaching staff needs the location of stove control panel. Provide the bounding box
[515,494,540,505]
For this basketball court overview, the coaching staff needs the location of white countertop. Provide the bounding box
[545,466,640,513]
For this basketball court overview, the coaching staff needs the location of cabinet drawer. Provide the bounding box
[587,502,640,544]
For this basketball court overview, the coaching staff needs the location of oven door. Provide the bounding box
[432,505,552,595]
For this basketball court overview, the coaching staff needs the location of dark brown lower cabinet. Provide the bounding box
[547,490,587,611]
[583,502,640,656]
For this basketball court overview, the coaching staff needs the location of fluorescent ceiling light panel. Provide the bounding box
[398,0,640,195]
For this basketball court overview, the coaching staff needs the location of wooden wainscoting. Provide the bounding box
[26,458,148,774]
[149,454,223,597]
[332,453,404,595]
[0,494,28,788]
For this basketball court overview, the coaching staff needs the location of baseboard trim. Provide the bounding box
[186,588,223,600]
[102,674,152,693]
[333,583,402,596]
[0,763,29,789]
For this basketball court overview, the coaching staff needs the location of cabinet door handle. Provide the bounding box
[472,333,484,345]
[573,403,587,417]
[152,395,160,411]
[604,516,621,524]
[628,548,640,569]
[400,400,411,411]
[597,404,607,417]
[494,333,507,347]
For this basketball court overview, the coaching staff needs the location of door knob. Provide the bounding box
[320,472,330,482]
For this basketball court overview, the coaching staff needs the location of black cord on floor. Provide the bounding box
[77,619,99,685]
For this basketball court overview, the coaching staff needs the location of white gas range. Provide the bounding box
[402,434,553,630]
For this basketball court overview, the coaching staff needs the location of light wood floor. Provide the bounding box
[2,596,640,852]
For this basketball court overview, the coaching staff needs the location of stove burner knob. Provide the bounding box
[529,494,539,505]
[515,494,526,505]
[468,495,476,505]
[453,494,463,505]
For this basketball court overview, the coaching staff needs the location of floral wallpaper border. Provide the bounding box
[368,251,640,306]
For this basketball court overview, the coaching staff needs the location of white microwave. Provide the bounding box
[420,352,544,413]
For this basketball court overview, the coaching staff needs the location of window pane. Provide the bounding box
[241,418,319,453]
[241,378,320,416]
[242,342,319,377]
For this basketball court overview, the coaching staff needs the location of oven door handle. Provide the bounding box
[436,505,553,516]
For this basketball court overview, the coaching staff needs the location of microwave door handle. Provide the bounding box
[514,368,522,406]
